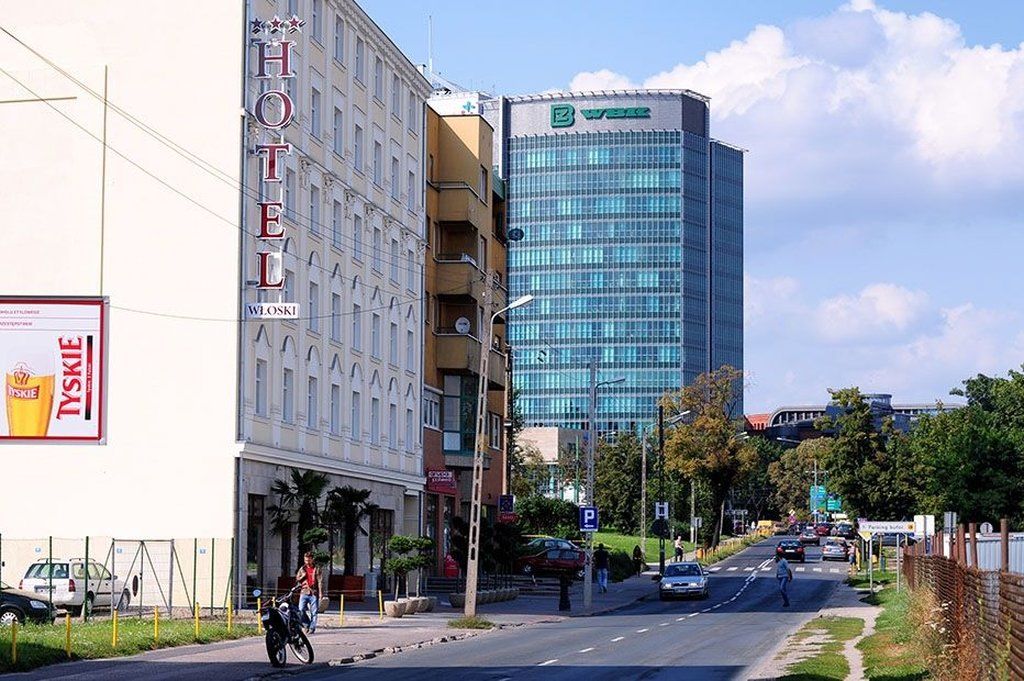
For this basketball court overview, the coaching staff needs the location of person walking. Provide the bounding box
[593,543,610,593]
[295,551,322,633]
[632,545,645,576]
[674,535,685,562]
[775,553,793,607]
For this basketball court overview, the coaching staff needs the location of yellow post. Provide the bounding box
[377,590,384,621]
[65,613,71,658]
[256,597,262,633]
[154,607,159,645]
[11,620,16,666]
[227,595,233,633]
[112,609,118,648]
[339,594,345,627]
[194,601,200,639]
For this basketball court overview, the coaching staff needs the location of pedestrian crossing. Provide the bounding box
[708,561,845,575]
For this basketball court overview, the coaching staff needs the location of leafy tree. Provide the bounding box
[662,366,757,547]
[510,442,548,498]
[733,436,785,521]
[595,431,644,534]
[767,438,831,520]
[268,469,330,562]
[384,535,434,599]
[515,496,579,538]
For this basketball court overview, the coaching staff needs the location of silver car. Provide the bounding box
[821,539,849,561]
[659,562,709,600]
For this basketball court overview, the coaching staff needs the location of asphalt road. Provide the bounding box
[309,537,851,681]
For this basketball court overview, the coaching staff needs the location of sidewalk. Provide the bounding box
[13,575,657,680]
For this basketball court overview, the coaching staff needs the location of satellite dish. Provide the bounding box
[455,317,471,334]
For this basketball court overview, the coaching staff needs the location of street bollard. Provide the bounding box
[194,601,200,640]
[154,607,160,645]
[65,613,71,658]
[11,620,17,665]
[256,597,262,633]
[378,590,384,621]
[558,574,571,612]
[112,609,119,648]
[339,594,345,627]
[227,595,233,633]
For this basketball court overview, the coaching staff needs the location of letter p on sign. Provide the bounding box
[579,506,599,532]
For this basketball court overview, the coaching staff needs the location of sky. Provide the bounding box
[364,0,1024,413]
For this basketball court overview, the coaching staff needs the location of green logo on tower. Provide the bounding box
[551,104,575,128]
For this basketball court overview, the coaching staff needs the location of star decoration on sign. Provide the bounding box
[286,14,305,33]
[250,18,265,34]
[268,15,284,34]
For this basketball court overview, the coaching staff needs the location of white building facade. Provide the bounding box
[0,0,429,601]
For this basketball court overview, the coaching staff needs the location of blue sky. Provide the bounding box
[365,0,1024,412]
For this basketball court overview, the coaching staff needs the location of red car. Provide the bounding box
[516,548,585,580]
[814,523,833,537]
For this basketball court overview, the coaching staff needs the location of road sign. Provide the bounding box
[579,506,599,532]
[654,501,669,519]
[651,519,670,538]
[980,522,994,534]
[810,485,827,510]
[826,496,842,512]
[692,516,702,529]
[498,512,518,524]
[859,520,915,534]
[498,494,514,514]
[914,514,935,538]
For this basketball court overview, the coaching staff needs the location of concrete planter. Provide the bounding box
[448,593,465,608]
[398,597,415,614]
[413,596,429,612]
[424,596,437,612]
[383,600,406,618]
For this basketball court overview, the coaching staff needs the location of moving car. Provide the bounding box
[821,538,850,561]
[516,547,586,579]
[19,558,131,616]
[799,528,820,545]
[776,540,806,562]
[0,581,59,625]
[835,523,857,540]
[814,523,833,537]
[658,562,709,600]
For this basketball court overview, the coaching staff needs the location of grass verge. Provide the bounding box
[592,531,693,560]
[448,616,494,630]
[854,581,930,680]
[779,616,864,681]
[0,618,259,673]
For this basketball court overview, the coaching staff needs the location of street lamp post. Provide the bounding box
[464,292,534,618]
[583,361,624,611]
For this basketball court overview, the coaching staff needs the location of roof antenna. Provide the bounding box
[427,14,433,76]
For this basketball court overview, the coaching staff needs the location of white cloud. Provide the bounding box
[815,283,929,342]
[568,69,636,92]
[744,274,802,326]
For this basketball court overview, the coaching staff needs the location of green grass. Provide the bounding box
[592,531,693,560]
[448,616,494,630]
[0,618,259,673]
[779,616,864,681]
[856,586,929,680]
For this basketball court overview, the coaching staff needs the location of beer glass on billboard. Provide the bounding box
[5,353,55,437]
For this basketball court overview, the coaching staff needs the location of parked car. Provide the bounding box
[658,562,709,600]
[821,539,849,561]
[19,558,130,616]
[799,528,820,545]
[776,540,806,563]
[879,533,917,547]
[0,581,60,625]
[516,548,586,579]
[814,523,833,537]
[519,537,579,555]
[835,523,857,539]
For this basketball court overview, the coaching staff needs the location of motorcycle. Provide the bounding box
[253,585,315,667]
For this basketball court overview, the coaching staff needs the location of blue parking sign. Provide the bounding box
[579,506,599,532]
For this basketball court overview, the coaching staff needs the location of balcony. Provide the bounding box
[443,451,493,470]
[434,254,508,310]
[436,183,489,234]
[434,332,507,390]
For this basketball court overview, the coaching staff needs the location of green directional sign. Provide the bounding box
[550,104,651,128]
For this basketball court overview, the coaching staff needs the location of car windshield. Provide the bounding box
[664,564,702,577]
[25,563,69,579]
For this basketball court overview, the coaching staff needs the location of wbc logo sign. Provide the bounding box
[251,14,305,291]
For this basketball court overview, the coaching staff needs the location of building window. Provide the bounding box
[310,87,321,139]
[427,154,434,182]
[390,157,399,200]
[389,238,398,281]
[479,165,488,201]
[489,412,501,449]
[330,383,340,435]
[282,368,294,423]
[391,74,401,117]
[406,170,415,211]
[333,16,344,62]
[389,321,398,364]
[371,313,381,358]
[407,90,416,129]
[424,390,440,429]
[285,169,296,220]
[373,141,382,185]
[442,375,475,453]
[283,269,295,304]
[255,359,267,417]
[355,38,365,83]
[309,183,320,235]
[332,199,342,248]
[333,107,343,156]
[351,390,361,440]
[307,376,318,429]
[353,214,363,259]
[405,329,414,369]
[353,124,363,171]
[388,403,397,449]
[311,0,322,42]
[308,281,320,332]
[352,303,362,350]
[406,249,415,290]
[331,293,341,341]
[405,407,414,451]
[372,227,381,271]
[285,50,300,101]
[373,57,383,100]
[371,397,381,444]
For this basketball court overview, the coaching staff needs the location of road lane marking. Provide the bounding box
[744,567,754,571]
[709,567,722,572]
[637,628,649,633]
[712,604,722,609]
[813,568,822,572]
[761,567,771,571]
[688,613,699,618]
[677,616,687,621]
[539,659,558,666]
[727,567,738,571]
[659,622,670,626]
[830,569,840,573]
[611,636,625,642]
[578,647,595,653]
[795,567,805,572]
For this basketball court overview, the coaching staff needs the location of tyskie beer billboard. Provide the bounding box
[0,298,108,443]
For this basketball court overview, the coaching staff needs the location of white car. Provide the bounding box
[19,558,130,616]
[659,562,710,600]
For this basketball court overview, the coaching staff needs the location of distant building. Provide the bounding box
[518,426,586,502]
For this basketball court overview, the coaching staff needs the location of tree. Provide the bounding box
[595,431,644,534]
[267,469,330,564]
[733,436,785,521]
[514,496,579,538]
[768,438,831,519]
[510,442,548,498]
[662,366,757,547]
[323,485,376,576]
[384,535,433,599]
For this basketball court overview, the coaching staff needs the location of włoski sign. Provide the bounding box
[551,103,651,128]
[859,520,916,534]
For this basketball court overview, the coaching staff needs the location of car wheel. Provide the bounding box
[659,594,667,601]
[702,590,710,600]
[117,590,131,612]
[81,594,95,619]
[0,608,24,626]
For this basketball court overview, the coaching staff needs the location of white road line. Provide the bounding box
[611,636,625,642]
[830,568,840,573]
[727,567,738,571]
[795,567,806,572]
[813,568,822,573]
[688,613,699,618]
[743,567,754,571]
[761,567,771,571]
[677,616,687,621]
[637,628,649,633]
[709,567,722,572]
[578,647,595,653]
[659,622,670,627]
[539,659,558,666]
[712,604,722,609]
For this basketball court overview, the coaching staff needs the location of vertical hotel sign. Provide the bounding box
[247,14,304,320]
[0,298,108,443]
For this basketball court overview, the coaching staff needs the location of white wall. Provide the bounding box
[0,1,246,538]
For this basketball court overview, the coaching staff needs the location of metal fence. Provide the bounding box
[0,535,234,619]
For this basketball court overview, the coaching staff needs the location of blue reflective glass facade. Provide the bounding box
[500,93,743,433]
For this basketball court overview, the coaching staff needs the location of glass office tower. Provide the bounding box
[484,91,743,433]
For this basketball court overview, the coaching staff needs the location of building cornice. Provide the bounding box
[238,442,425,491]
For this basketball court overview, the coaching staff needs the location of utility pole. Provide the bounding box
[584,359,597,611]
[502,342,513,496]
[641,428,648,560]
[690,479,696,547]
[658,405,666,575]
[806,459,829,524]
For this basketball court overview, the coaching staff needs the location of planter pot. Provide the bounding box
[383,600,406,618]
[397,597,415,614]
[448,593,465,608]
[424,596,437,612]
[413,596,429,612]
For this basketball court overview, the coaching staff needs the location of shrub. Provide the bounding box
[608,550,635,583]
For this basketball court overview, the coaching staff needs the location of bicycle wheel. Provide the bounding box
[289,629,314,665]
